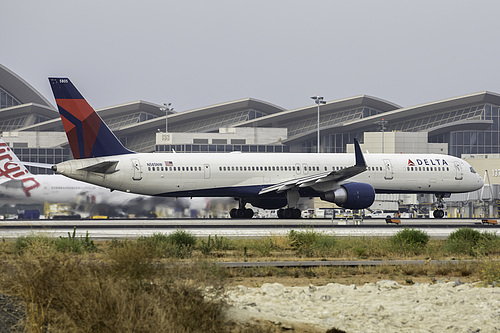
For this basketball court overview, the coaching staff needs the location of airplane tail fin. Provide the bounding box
[48,78,133,159]
[0,138,41,197]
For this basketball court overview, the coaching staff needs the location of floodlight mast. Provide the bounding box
[374,118,388,153]
[159,102,173,133]
[311,95,326,153]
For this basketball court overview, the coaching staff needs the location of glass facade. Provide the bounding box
[0,116,28,132]
[0,87,21,109]
[390,105,485,132]
[302,132,364,153]
[428,104,500,156]
[13,147,72,175]
[307,102,500,157]
[106,112,158,131]
[288,107,381,138]
[171,109,266,133]
[156,144,290,153]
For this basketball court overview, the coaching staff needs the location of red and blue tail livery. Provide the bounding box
[49,78,133,159]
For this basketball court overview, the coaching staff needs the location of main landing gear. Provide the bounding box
[276,189,302,219]
[277,208,301,219]
[229,198,254,218]
[433,193,446,218]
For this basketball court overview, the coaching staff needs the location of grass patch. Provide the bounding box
[288,229,336,257]
[1,228,500,331]
[446,228,500,256]
[15,228,97,255]
[137,230,197,258]
[1,240,228,332]
[390,228,430,255]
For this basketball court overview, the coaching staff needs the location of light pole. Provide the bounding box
[374,118,388,153]
[159,102,173,133]
[311,95,326,153]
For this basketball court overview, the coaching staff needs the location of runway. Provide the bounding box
[0,218,497,240]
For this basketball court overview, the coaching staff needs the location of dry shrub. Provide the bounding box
[1,243,228,332]
[334,236,392,259]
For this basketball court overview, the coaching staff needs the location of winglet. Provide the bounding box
[48,78,133,159]
[354,138,367,168]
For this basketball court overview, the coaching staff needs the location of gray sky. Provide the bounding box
[3,0,500,113]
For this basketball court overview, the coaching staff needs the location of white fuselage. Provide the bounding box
[0,174,144,205]
[54,152,484,198]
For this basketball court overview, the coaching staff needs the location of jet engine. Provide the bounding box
[320,182,375,209]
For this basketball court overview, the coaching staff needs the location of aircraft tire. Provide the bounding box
[245,209,254,218]
[283,209,294,219]
[236,209,247,218]
[433,209,445,218]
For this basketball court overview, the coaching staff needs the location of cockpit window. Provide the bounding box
[470,167,477,174]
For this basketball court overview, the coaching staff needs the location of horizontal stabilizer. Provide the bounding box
[19,161,54,170]
[0,179,23,189]
[79,161,119,174]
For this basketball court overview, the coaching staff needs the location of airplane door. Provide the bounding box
[454,161,463,180]
[204,164,211,179]
[132,159,142,180]
[302,163,309,175]
[295,163,301,175]
[383,159,393,180]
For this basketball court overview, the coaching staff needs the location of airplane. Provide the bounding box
[0,137,143,209]
[48,77,484,219]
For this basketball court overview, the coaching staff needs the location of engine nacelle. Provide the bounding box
[320,182,375,209]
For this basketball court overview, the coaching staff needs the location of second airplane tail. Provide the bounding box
[49,78,133,159]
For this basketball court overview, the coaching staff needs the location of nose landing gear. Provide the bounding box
[433,193,446,218]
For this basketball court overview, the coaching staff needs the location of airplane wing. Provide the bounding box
[259,139,367,195]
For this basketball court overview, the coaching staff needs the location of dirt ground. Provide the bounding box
[0,293,24,333]
[225,272,479,288]
[0,271,481,333]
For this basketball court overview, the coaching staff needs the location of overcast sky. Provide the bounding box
[3,1,500,113]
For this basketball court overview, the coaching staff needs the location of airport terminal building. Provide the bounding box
[1,64,499,217]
